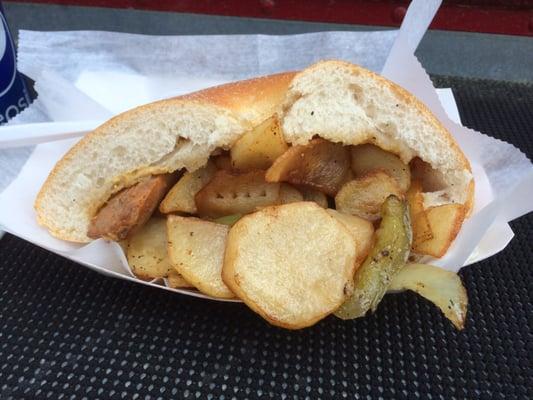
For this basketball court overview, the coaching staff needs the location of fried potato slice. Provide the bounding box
[300,187,328,208]
[222,202,357,329]
[126,217,174,280]
[335,171,403,221]
[407,180,433,245]
[167,216,233,298]
[195,170,281,218]
[265,138,351,196]
[326,210,375,265]
[230,116,288,171]
[351,144,411,192]
[279,184,304,204]
[159,161,217,214]
[389,263,468,329]
[412,204,466,258]
[166,270,193,289]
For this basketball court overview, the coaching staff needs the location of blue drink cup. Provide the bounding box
[0,2,31,124]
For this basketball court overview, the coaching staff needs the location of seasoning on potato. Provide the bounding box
[126,217,175,280]
[167,215,233,299]
[222,202,358,329]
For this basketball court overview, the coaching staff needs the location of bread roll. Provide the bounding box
[35,61,473,243]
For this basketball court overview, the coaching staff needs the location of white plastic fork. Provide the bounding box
[0,120,103,149]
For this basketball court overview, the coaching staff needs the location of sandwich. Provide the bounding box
[35,60,473,329]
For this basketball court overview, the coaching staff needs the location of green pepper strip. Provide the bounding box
[335,195,412,320]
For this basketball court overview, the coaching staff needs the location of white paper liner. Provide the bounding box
[0,0,531,301]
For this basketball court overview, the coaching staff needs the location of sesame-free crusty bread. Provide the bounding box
[35,72,295,242]
[35,61,473,243]
[280,61,473,210]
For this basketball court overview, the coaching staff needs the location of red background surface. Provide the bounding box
[9,0,533,36]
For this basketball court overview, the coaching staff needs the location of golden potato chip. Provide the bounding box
[159,161,216,214]
[265,138,351,196]
[326,209,375,265]
[166,271,193,289]
[222,202,357,329]
[351,144,411,192]
[230,116,288,171]
[195,170,281,218]
[335,171,403,221]
[126,217,173,280]
[167,216,233,298]
[406,180,433,245]
[412,204,466,258]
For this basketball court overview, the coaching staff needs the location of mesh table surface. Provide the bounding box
[0,77,532,400]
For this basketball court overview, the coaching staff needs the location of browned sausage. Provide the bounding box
[87,174,178,241]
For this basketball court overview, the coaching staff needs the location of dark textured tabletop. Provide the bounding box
[0,76,532,399]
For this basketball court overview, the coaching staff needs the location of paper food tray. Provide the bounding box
[0,0,531,302]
